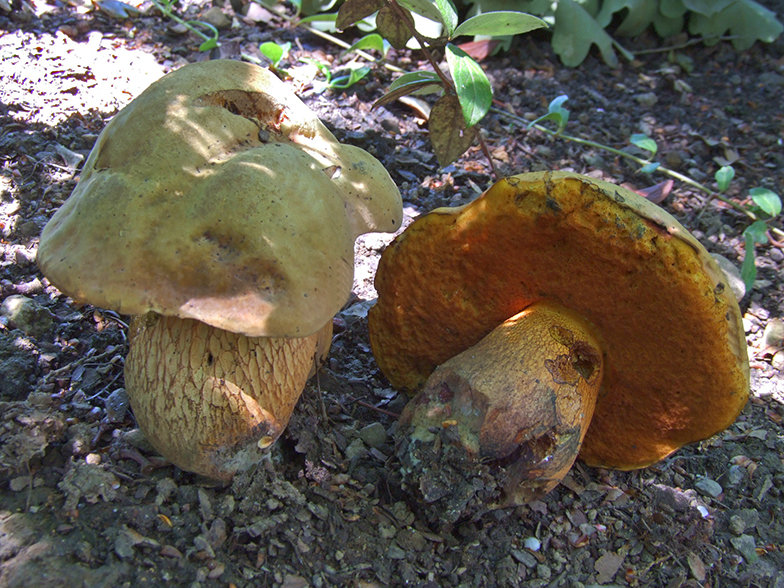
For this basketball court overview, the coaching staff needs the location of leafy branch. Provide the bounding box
[150,0,219,52]
[335,0,546,171]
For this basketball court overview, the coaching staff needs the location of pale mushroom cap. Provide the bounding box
[38,60,402,338]
[369,171,750,470]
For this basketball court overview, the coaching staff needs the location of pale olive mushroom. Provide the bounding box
[369,171,749,512]
[38,60,403,481]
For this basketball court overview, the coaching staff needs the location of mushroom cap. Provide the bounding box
[38,60,402,338]
[369,171,750,469]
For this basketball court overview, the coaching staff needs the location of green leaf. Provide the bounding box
[744,220,769,245]
[429,94,478,166]
[688,0,783,50]
[630,133,658,156]
[435,0,459,37]
[345,33,390,57]
[259,42,291,66]
[660,0,688,18]
[336,0,383,30]
[187,21,220,51]
[595,0,657,34]
[740,231,757,293]
[453,11,548,37]
[376,4,415,49]
[551,0,621,67]
[526,94,570,132]
[299,0,341,15]
[749,188,782,217]
[299,57,332,81]
[374,71,443,109]
[681,0,735,18]
[398,0,444,23]
[741,220,768,292]
[198,37,218,52]
[714,165,735,192]
[639,162,660,173]
[445,43,493,127]
[329,65,372,89]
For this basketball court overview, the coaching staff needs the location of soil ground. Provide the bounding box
[1,0,784,586]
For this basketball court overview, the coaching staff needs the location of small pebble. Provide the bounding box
[9,476,31,492]
[358,422,387,447]
[511,548,537,567]
[694,477,723,498]
[634,92,658,107]
[344,438,368,460]
[537,564,552,580]
[523,536,541,551]
[730,534,758,563]
[387,543,406,560]
[729,514,746,535]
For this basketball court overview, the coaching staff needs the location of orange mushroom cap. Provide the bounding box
[369,171,750,470]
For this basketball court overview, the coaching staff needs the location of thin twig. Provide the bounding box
[491,106,784,239]
[633,35,740,55]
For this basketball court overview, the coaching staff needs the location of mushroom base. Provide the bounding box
[125,313,332,481]
[396,301,603,519]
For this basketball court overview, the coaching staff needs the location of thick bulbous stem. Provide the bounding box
[396,300,604,520]
[125,313,332,481]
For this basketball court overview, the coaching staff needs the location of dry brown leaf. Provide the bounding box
[594,551,624,584]
[687,551,706,582]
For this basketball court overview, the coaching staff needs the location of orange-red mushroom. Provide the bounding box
[370,171,749,511]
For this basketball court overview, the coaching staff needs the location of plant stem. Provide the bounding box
[150,0,211,42]
[492,106,784,240]
[386,0,454,91]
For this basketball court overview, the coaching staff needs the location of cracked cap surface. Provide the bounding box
[38,60,402,338]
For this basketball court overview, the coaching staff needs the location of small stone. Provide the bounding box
[535,145,553,158]
[387,543,406,560]
[510,548,537,568]
[207,562,225,579]
[727,465,746,487]
[523,536,541,551]
[634,92,658,107]
[193,535,216,559]
[105,388,129,423]
[759,72,784,87]
[694,477,723,498]
[664,151,684,169]
[160,545,183,558]
[763,318,784,349]
[537,564,552,580]
[344,438,368,460]
[199,6,231,29]
[582,152,606,169]
[0,295,54,338]
[729,514,746,535]
[358,422,387,448]
[9,476,31,492]
[155,477,177,505]
[737,508,760,530]
[730,534,758,563]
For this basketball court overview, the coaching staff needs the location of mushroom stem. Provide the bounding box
[397,300,603,517]
[124,313,332,481]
